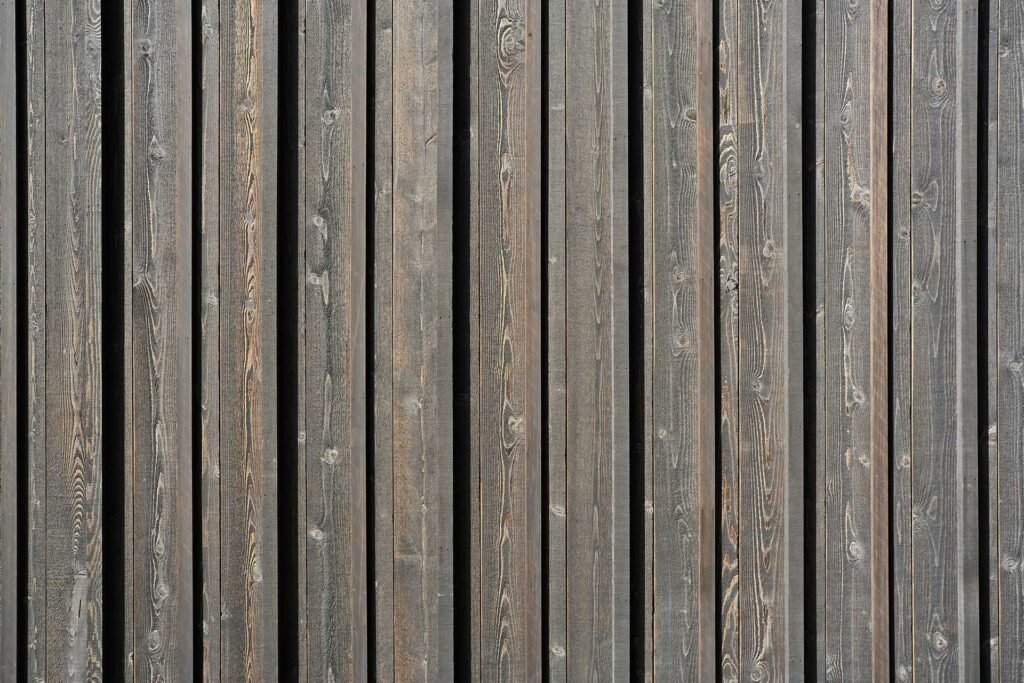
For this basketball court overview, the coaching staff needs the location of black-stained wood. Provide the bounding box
[123,0,193,678]
[384,0,454,678]
[470,0,543,679]
[299,0,368,677]
[40,0,106,677]
[561,0,630,678]
[719,0,805,677]
[641,0,716,677]
[212,0,280,677]
[989,0,1024,677]
[0,0,15,672]
[815,0,889,677]
[892,0,980,679]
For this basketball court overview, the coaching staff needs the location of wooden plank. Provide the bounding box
[300,0,368,677]
[990,0,1024,676]
[471,0,543,678]
[41,0,105,676]
[24,0,47,676]
[388,0,454,677]
[371,0,395,676]
[215,0,280,677]
[545,0,567,677]
[722,0,805,676]
[893,0,980,678]
[0,0,15,672]
[816,0,889,676]
[562,0,630,678]
[641,0,716,677]
[123,0,194,677]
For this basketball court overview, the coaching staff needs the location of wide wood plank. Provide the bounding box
[721,0,805,676]
[470,0,544,679]
[387,0,454,677]
[641,0,716,677]
[892,0,980,678]
[300,0,368,677]
[561,0,630,678]
[42,0,106,677]
[989,0,1024,676]
[123,0,193,677]
[816,0,889,677]
[214,0,280,677]
[0,0,15,672]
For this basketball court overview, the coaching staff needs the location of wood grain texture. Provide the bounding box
[545,0,567,677]
[816,0,889,677]
[0,0,16,673]
[300,0,368,677]
[562,0,630,678]
[42,0,106,677]
[471,0,544,679]
[641,0,717,677]
[215,0,280,677]
[990,0,1024,676]
[892,0,981,679]
[388,0,454,677]
[124,0,193,678]
[720,0,805,677]
[198,0,222,679]
[24,0,48,676]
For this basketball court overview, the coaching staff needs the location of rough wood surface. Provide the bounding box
[42,0,106,677]
[642,0,717,677]
[562,0,630,678]
[215,0,280,677]
[471,0,544,679]
[124,0,193,678]
[816,0,889,677]
[719,0,805,677]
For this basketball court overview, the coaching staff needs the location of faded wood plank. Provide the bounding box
[471,0,544,679]
[723,0,805,676]
[0,0,15,672]
[893,0,980,678]
[562,0,630,678]
[124,0,194,678]
[990,0,1024,676]
[216,0,280,677]
[24,0,47,676]
[816,0,889,677]
[642,0,716,677]
[372,0,395,676]
[300,0,368,677]
[42,0,106,677]
[545,0,568,677]
[389,0,454,677]
[198,0,222,679]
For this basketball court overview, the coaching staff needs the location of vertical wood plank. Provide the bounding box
[562,0,630,678]
[471,0,544,678]
[388,0,454,677]
[893,0,980,678]
[300,0,368,677]
[721,0,805,676]
[642,0,717,676]
[24,0,48,675]
[43,0,105,676]
[990,0,1024,676]
[0,0,15,672]
[124,0,194,677]
[816,0,889,676]
[215,0,280,677]
[545,0,568,676]
[198,0,222,678]
[372,0,396,676]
